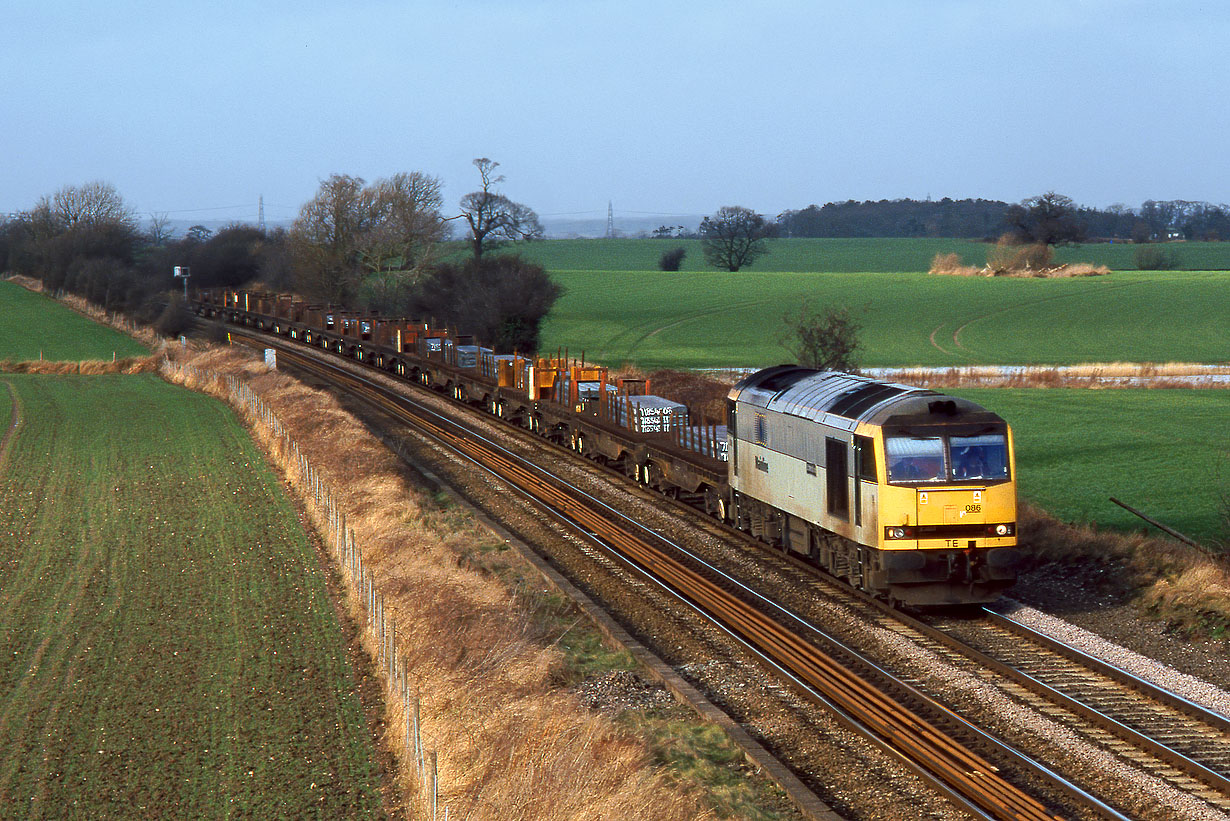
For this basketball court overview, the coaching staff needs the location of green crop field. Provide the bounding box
[538,268,1230,370]
[0,281,149,361]
[505,237,1230,274]
[0,374,381,816]
[951,388,1230,546]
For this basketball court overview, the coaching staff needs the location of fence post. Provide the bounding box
[431,751,438,820]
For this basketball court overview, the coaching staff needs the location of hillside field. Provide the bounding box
[538,267,1229,370]
[951,388,1229,546]
[0,280,148,361]
[0,374,382,816]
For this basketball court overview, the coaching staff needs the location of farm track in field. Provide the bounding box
[593,298,770,363]
[0,381,20,471]
[950,280,1143,355]
[925,279,1143,359]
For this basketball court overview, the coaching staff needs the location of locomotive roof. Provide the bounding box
[729,366,999,427]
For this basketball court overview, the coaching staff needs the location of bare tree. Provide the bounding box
[41,181,137,231]
[700,205,770,271]
[290,174,375,303]
[1003,192,1085,245]
[292,172,450,305]
[780,301,862,373]
[356,171,447,277]
[458,158,543,259]
[147,212,174,246]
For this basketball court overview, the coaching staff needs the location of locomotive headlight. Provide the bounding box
[887,526,906,539]
[996,524,1008,536]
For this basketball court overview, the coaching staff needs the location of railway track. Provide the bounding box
[224,330,1136,821]
[727,545,1230,819]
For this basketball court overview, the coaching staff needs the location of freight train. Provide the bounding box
[193,289,1019,606]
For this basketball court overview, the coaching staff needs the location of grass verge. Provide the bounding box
[1020,502,1230,641]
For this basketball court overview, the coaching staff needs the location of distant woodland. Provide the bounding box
[773,197,1230,242]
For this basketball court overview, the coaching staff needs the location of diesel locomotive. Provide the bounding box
[727,366,1017,605]
[194,289,1019,606]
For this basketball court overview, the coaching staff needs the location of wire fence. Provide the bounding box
[160,358,448,820]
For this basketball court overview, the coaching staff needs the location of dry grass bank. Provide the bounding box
[930,239,1109,278]
[4,274,45,291]
[884,362,1230,390]
[1021,501,1230,636]
[162,343,712,820]
[0,356,159,375]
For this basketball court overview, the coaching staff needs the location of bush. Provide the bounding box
[1134,244,1181,270]
[929,252,981,276]
[658,247,686,272]
[153,293,194,338]
[779,301,861,372]
[986,235,1052,273]
[408,254,563,354]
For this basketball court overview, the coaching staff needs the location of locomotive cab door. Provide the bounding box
[825,438,849,520]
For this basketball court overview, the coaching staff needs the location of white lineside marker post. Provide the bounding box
[264,348,277,369]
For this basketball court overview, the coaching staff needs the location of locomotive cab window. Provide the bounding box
[951,434,1009,481]
[885,436,946,483]
[853,435,876,481]
[885,431,1010,485]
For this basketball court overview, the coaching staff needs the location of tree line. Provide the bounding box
[0,159,559,354]
[686,192,1229,274]
[776,195,1230,242]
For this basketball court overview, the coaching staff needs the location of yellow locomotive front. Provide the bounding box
[863,396,1019,604]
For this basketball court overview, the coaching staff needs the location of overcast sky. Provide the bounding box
[4,0,1226,225]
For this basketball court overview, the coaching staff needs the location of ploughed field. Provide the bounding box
[0,281,148,361]
[0,374,381,816]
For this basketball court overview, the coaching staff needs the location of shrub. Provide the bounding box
[153,293,194,338]
[779,301,861,372]
[1134,244,1181,270]
[658,247,686,272]
[929,252,981,276]
[986,234,1052,273]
